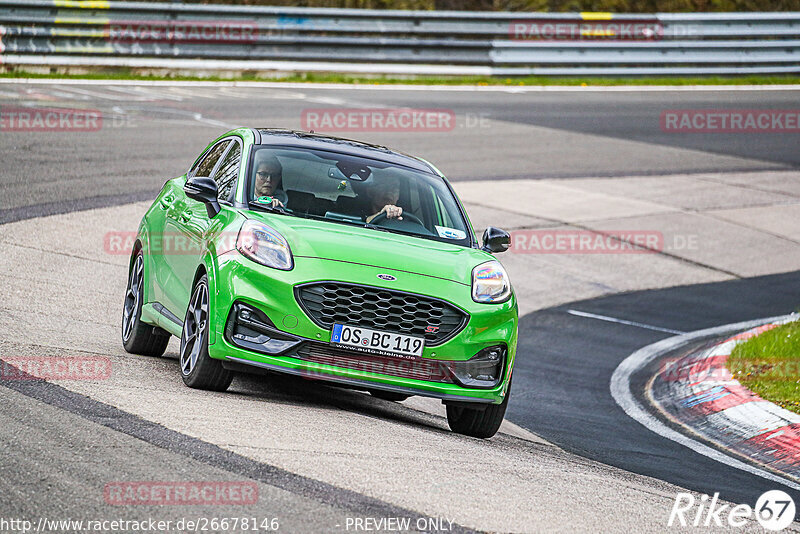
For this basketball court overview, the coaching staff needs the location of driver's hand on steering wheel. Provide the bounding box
[368,204,403,222]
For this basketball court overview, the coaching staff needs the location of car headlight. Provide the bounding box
[236,220,293,270]
[472,260,511,303]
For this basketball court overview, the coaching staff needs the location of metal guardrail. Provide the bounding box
[0,0,798,75]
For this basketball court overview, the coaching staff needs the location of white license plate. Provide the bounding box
[330,324,425,359]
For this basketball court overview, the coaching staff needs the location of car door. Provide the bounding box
[161,139,231,318]
[144,177,182,309]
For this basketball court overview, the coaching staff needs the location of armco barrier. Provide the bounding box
[0,0,798,75]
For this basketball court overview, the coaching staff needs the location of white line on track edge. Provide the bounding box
[568,309,686,335]
[1,78,799,92]
[610,313,800,492]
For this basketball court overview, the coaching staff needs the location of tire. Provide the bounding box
[369,390,410,402]
[446,382,511,439]
[179,274,233,392]
[122,250,170,357]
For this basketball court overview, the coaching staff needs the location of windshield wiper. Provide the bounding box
[362,222,391,233]
[246,206,414,237]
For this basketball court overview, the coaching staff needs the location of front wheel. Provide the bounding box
[179,275,233,392]
[446,384,510,439]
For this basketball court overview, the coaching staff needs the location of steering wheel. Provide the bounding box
[369,210,425,227]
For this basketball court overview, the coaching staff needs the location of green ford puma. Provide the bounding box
[122,128,517,438]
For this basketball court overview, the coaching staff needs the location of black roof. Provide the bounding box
[254,129,436,175]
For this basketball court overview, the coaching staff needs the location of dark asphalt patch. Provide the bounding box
[0,364,479,534]
[0,190,159,225]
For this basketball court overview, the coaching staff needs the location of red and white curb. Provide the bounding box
[650,316,800,482]
[611,314,800,491]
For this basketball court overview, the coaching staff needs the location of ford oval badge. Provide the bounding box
[377,274,396,281]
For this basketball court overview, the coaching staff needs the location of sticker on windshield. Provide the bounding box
[435,226,467,240]
[255,196,273,204]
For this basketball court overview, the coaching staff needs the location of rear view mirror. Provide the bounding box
[184,176,220,218]
[481,227,511,254]
[335,160,371,181]
[328,167,347,180]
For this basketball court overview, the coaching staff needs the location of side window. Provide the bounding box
[191,140,230,179]
[214,141,241,203]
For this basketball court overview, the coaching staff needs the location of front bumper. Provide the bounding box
[207,254,518,404]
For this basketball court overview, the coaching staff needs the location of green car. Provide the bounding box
[122,128,517,438]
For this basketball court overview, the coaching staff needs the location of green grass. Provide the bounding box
[729,320,800,414]
[2,68,800,86]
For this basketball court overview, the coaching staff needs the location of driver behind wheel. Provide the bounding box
[363,176,403,223]
[253,154,288,208]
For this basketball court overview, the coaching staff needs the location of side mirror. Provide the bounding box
[184,176,220,218]
[481,227,511,254]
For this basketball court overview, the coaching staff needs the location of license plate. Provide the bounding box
[331,324,425,359]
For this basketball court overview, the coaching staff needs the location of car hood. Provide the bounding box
[245,212,489,285]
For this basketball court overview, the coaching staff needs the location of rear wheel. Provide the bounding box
[122,250,170,356]
[446,383,510,439]
[180,275,233,392]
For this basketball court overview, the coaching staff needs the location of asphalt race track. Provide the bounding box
[1,80,799,531]
[511,271,800,507]
[2,82,799,223]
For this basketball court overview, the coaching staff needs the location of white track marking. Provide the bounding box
[52,86,134,101]
[108,86,184,101]
[610,313,800,492]
[190,114,239,129]
[0,78,798,93]
[567,309,686,335]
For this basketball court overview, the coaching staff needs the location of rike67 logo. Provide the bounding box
[669,490,796,531]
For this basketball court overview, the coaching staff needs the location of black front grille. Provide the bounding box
[295,282,468,346]
[292,342,453,383]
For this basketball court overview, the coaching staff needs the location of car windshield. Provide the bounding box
[246,146,472,247]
